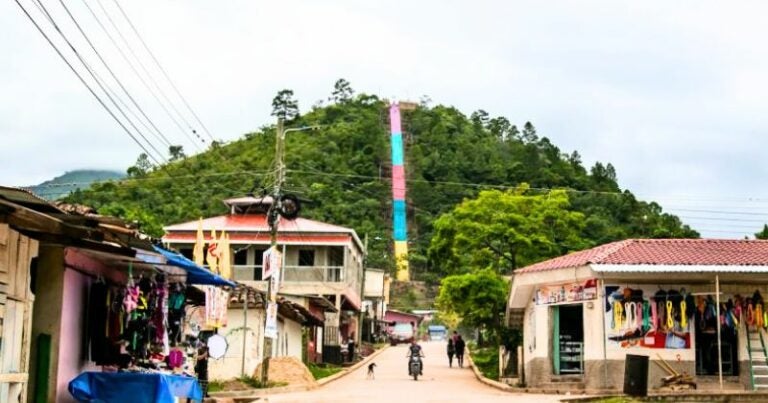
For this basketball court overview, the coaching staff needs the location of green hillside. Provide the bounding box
[65,82,697,278]
[30,169,124,200]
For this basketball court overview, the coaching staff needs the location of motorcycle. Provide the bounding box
[408,354,423,381]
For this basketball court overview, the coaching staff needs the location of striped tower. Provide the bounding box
[389,102,410,281]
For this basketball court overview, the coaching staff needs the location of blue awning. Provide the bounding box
[152,245,236,287]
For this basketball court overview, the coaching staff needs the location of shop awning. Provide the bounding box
[152,245,236,287]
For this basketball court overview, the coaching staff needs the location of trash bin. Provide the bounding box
[624,354,649,396]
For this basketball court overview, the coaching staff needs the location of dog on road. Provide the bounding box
[367,362,377,380]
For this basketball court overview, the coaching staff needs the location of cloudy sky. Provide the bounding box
[2,0,768,238]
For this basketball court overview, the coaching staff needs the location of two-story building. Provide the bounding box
[162,196,365,366]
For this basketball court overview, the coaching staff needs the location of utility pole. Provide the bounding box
[261,117,285,384]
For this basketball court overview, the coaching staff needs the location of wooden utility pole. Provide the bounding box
[261,118,285,384]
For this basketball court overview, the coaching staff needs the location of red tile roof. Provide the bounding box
[164,214,355,234]
[516,239,768,273]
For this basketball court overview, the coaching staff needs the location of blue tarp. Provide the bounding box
[152,245,236,287]
[69,372,203,403]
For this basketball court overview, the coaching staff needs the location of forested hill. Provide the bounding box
[65,81,697,279]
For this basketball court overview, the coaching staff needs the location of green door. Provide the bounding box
[552,306,560,375]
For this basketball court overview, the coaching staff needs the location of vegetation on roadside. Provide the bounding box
[307,363,343,380]
[468,343,499,380]
[206,376,288,392]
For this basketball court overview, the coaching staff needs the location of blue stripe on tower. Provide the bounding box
[393,199,407,241]
[390,133,404,166]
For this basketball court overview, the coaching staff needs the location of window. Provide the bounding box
[253,248,267,281]
[299,250,315,266]
[233,246,248,266]
[328,246,344,267]
[179,248,193,260]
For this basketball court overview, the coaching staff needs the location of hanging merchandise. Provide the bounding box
[666,301,674,330]
[650,300,658,331]
[680,300,687,328]
[613,301,623,331]
[204,286,229,328]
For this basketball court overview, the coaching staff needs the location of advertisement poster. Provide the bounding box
[535,279,597,305]
[269,266,281,302]
[262,247,282,280]
[604,285,692,349]
[264,302,278,339]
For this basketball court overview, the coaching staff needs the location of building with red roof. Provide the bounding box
[163,196,366,366]
[507,239,768,393]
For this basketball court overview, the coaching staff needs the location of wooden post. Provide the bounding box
[716,275,723,391]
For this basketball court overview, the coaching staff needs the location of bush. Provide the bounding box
[469,343,499,380]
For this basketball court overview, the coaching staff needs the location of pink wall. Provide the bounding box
[56,269,97,402]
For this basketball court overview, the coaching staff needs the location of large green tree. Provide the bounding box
[436,269,509,344]
[429,185,587,275]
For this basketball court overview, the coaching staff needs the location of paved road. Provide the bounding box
[268,341,566,403]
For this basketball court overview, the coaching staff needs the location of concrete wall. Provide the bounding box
[209,309,304,381]
[209,307,266,380]
[29,246,65,403]
[56,269,97,403]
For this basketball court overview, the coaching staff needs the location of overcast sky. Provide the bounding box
[2,0,768,238]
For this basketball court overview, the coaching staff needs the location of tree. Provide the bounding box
[756,224,768,240]
[271,89,299,121]
[428,184,587,275]
[330,78,354,103]
[436,269,509,345]
[126,153,152,177]
[522,121,538,143]
[169,145,186,161]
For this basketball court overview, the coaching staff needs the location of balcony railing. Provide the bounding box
[232,265,346,283]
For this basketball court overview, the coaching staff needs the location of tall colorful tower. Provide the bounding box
[389,102,409,281]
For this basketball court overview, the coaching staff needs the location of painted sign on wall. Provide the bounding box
[604,285,692,349]
[535,279,597,305]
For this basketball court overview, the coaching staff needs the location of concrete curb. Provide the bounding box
[209,346,390,401]
[316,345,390,386]
[465,347,516,392]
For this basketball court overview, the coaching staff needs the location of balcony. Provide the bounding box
[233,265,346,283]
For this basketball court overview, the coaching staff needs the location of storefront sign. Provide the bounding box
[262,247,282,280]
[535,279,597,305]
[265,302,278,339]
[604,285,692,350]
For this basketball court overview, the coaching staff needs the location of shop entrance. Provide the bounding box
[553,304,584,375]
[694,303,738,376]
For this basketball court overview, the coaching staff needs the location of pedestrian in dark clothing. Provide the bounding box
[195,344,210,397]
[447,338,456,368]
[348,338,356,362]
[455,335,466,368]
[451,330,459,343]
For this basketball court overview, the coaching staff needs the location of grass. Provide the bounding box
[307,363,343,380]
[468,343,499,380]
[206,376,288,392]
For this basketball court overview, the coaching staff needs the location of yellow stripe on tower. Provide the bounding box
[394,241,409,281]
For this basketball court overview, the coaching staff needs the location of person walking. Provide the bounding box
[455,335,466,368]
[447,338,456,368]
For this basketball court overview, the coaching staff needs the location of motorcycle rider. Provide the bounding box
[407,339,425,375]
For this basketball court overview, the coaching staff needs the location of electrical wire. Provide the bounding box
[14,0,163,166]
[56,0,173,149]
[83,0,202,151]
[112,0,216,143]
[95,0,204,146]
[30,0,167,164]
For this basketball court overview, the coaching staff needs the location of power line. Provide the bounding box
[667,208,768,217]
[112,0,216,143]
[56,0,173,149]
[83,0,202,151]
[30,0,167,164]
[14,0,163,165]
